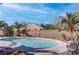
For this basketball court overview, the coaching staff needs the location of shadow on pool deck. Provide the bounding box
[13,45,57,54]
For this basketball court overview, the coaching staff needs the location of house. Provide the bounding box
[13,22,44,36]
[26,23,44,31]
[0,27,4,37]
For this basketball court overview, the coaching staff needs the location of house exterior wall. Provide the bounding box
[0,29,4,36]
[26,23,44,30]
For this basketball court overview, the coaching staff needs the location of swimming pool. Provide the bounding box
[0,37,58,49]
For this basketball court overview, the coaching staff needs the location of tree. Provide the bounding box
[4,26,14,37]
[40,24,46,29]
[60,13,79,54]
[45,24,56,30]
[40,24,56,30]
[0,21,8,28]
[60,13,79,33]
[13,22,23,36]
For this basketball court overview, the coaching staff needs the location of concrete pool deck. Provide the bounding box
[0,37,67,54]
[0,41,21,48]
[38,40,67,53]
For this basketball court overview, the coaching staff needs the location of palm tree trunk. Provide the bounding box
[68,26,75,41]
[70,27,74,33]
[69,25,74,33]
[17,29,20,36]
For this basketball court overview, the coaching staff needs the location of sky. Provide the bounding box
[0,3,79,25]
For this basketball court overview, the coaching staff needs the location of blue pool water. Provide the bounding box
[0,38,58,48]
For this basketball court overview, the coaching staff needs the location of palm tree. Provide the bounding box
[60,13,79,33]
[60,13,79,54]
[4,26,14,37]
[0,21,7,28]
[13,22,23,36]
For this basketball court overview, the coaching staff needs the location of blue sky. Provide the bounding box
[0,3,79,25]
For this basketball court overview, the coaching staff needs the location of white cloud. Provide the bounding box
[1,3,57,14]
[2,3,79,16]
[2,3,24,10]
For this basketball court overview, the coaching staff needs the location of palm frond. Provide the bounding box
[61,17,67,24]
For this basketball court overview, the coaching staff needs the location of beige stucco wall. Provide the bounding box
[27,30,78,41]
[27,30,63,40]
